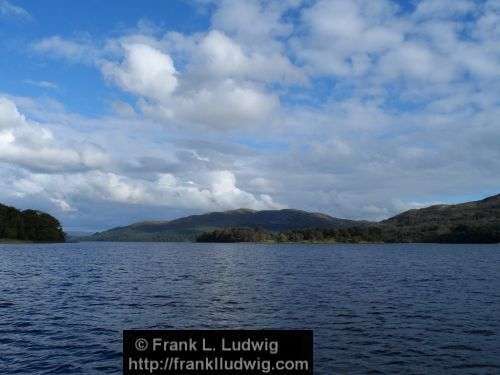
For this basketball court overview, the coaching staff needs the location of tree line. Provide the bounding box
[196,223,500,244]
[0,203,65,242]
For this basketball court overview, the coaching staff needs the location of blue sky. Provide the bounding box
[0,1,208,115]
[0,0,499,231]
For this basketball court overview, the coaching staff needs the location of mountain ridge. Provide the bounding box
[383,193,500,227]
[84,193,500,243]
[85,207,365,242]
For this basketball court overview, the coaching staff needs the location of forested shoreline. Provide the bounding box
[0,203,65,242]
[196,224,500,244]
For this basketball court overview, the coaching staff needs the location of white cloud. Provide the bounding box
[8,0,500,228]
[378,42,456,83]
[111,100,137,117]
[101,43,178,102]
[0,97,25,128]
[203,170,281,210]
[192,30,305,84]
[0,96,283,222]
[0,97,111,173]
[413,0,475,19]
[32,36,98,64]
[248,177,274,193]
[211,0,298,49]
[12,170,282,212]
[97,35,282,129]
[33,19,301,130]
[200,30,247,75]
[295,0,403,76]
[23,80,59,90]
[50,198,76,213]
[0,0,30,19]
[293,0,500,84]
[145,79,278,129]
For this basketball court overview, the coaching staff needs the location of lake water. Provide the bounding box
[0,242,499,374]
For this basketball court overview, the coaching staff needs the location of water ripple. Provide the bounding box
[0,242,499,374]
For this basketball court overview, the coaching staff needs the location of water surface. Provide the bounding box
[1,242,499,374]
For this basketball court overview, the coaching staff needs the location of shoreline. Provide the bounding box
[0,239,33,244]
[75,240,500,245]
[0,239,66,244]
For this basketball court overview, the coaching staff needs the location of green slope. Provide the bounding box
[379,193,500,243]
[84,193,500,243]
[85,208,364,242]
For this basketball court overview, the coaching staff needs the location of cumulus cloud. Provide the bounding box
[11,170,282,213]
[0,97,111,173]
[0,96,281,219]
[101,43,178,101]
[378,42,456,83]
[141,79,278,128]
[33,15,301,130]
[210,0,298,49]
[191,30,305,84]
[98,34,283,129]
[294,0,500,83]
[294,0,403,76]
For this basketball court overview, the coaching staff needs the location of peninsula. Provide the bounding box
[0,203,65,243]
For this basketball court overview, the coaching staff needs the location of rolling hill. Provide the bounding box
[85,208,365,242]
[378,193,500,243]
[383,193,500,227]
[84,193,500,243]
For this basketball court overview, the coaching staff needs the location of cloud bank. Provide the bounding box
[1,0,499,229]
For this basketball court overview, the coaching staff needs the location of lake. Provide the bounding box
[1,242,499,374]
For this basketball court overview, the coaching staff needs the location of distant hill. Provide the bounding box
[379,193,500,243]
[0,203,65,242]
[85,208,365,242]
[84,193,500,243]
[383,194,500,227]
[197,194,500,244]
[65,231,95,242]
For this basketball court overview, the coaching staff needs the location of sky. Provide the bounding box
[0,0,499,231]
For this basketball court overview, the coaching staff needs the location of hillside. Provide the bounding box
[84,194,500,243]
[85,208,364,242]
[379,193,500,243]
[0,203,65,242]
[197,195,500,243]
[197,194,500,244]
[383,194,500,227]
